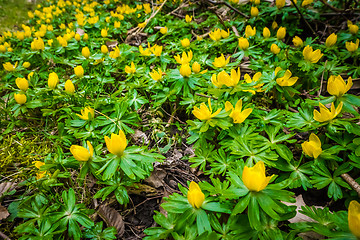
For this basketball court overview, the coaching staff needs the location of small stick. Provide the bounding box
[341,173,360,197]
[318,60,328,97]
[206,0,250,19]
[0,231,10,240]
[195,93,218,99]
[289,0,316,35]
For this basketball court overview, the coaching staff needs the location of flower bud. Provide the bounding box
[271,43,280,54]
[250,7,259,17]
[82,47,90,58]
[238,37,249,50]
[180,64,191,77]
[48,72,59,89]
[101,45,108,54]
[16,78,29,91]
[325,33,337,48]
[14,93,27,104]
[277,27,286,40]
[74,66,84,78]
[65,80,75,94]
[292,36,303,47]
[181,38,190,48]
[263,27,270,38]
[192,62,201,73]
[187,182,205,209]
[23,62,31,68]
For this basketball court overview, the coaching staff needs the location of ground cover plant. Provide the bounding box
[0,0,360,239]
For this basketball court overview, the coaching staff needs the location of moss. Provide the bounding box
[0,0,37,32]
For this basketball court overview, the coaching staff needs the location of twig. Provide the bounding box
[341,173,360,197]
[319,0,342,12]
[195,93,218,99]
[0,231,10,240]
[318,60,328,97]
[206,0,250,19]
[289,0,316,35]
[232,25,240,37]
[166,0,189,16]
[210,7,228,30]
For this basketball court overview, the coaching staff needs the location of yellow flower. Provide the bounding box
[187,181,205,209]
[16,78,29,91]
[31,38,45,50]
[275,67,298,86]
[212,68,241,87]
[48,72,59,89]
[82,47,90,58]
[0,45,6,52]
[174,50,193,64]
[192,62,201,73]
[348,21,359,35]
[28,72,34,81]
[302,0,313,6]
[83,33,89,41]
[272,21,278,29]
[70,141,94,161]
[245,25,256,38]
[242,161,273,192]
[48,39,53,46]
[192,98,221,121]
[109,47,120,59]
[271,43,280,54]
[181,38,190,48]
[180,64,191,77]
[250,7,259,17]
[74,66,84,78]
[138,21,147,28]
[125,62,136,74]
[276,0,285,8]
[301,133,322,158]
[325,33,337,48]
[33,161,48,179]
[243,72,263,94]
[313,102,343,122]
[263,27,270,38]
[143,3,152,14]
[65,80,75,94]
[277,27,286,40]
[77,107,95,120]
[105,130,127,157]
[221,29,230,38]
[348,200,360,238]
[292,36,303,47]
[149,68,163,81]
[303,45,323,63]
[185,15,192,23]
[75,33,81,41]
[151,44,162,56]
[114,21,121,28]
[160,26,168,34]
[139,45,151,56]
[225,99,252,124]
[14,93,27,104]
[238,37,249,50]
[101,45,108,54]
[23,62,31,68]
[327,75,352,98]
[346,39,359,52]
[3,62,18,72]
[57,36,67,47]
[213,54,230,68]
[101,28,108,38]
[209,28,222,41]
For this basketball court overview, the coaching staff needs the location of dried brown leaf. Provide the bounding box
[98,205,125,237]
[0,182,17,198]
[0,205,9,221]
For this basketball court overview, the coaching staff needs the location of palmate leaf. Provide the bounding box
[286,102,317,131]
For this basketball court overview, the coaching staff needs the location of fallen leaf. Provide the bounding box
[98,204,125,237]
[0,182,17,198]
[145,168,167,188]
[0,205,9,221]
[283,194,324,223]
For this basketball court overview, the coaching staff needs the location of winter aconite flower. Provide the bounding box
[77,107,95,120]
[245,25,256,38]
[192,62,201,73]
[348,200,360,238]
[348,21,359,35]
[209,28,222,41]
[243,72,263,94]
[271,44,280,54]
[105,130,127,157]
[48,72,59,89]
[23,62,31,68]
[212,68,241,87]
[125,62,136,74]
[327,75,353,98]
[31,38,44,50]
[301,133,322,158]
[263,27,270,38]
[193,98,221,121]
[213,54,230,68]
[250,7,259,17]
[16,78,29,91]
[65,80,75,94]
[181,38,190,48]
[242,161,273,192]
[303,45,323,63]
[185,15,192,23]
[149,68,163,81]
[180,64,191,77]
[277,27,286,40]
[325,33,337,48]
[313,102,343,122]
[293,36,303,47]
[74,66,84,78]
[225,99,252,124]
[82,47,90,58]
[101,28,108,37]
[14,93,27,104]
[70,141,94,162]
[276,0,285,8]
[3,62,18,72]
[160,26,168,34]
[101,45,108,54]
[275,67,298,86]
[174,50,193,64]
[238,37,249,50]
[302,0,313,6]
[346,39,359,52]
[187,182,205,209]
